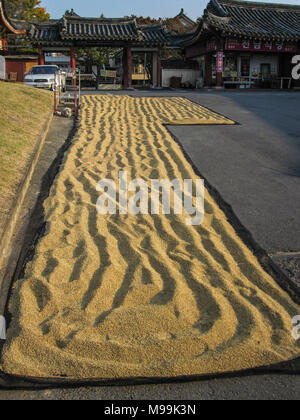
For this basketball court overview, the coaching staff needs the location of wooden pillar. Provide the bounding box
[278,53,284,77]
[70,47,76,69]
[157,49,162,88]
[216,52,224,88]
[216,71,223,87]
[1,37,8,51]
[152,51,162,87]
[205,54,213,87]
[123,47,132,88]
[38,47,44,65]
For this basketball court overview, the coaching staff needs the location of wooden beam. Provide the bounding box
[157,49,162,88]
[205,53,213,87]
[123,47,132,88]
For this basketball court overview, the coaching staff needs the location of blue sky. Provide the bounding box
[40,0,300,20]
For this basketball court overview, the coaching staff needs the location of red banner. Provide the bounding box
[225,38,297,53]
[216,52,223,73]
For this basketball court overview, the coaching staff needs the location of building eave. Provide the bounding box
[205,0,300,42]
[0,0,26,35]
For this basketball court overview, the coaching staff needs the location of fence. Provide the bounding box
[54,68,81,116]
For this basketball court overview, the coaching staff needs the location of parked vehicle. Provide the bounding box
[24,65,66,91]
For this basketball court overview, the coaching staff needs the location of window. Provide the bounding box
[30,66,58,75]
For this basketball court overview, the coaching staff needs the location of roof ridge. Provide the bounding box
[218,0,300,10]
[176,8,196,24]
[65,16,137,23]
[139,23,165,30]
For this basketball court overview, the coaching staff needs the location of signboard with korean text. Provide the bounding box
[225,38,297,53]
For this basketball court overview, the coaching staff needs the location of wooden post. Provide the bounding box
[123,47,132,88]
[70,47,76,69]
[216,71,223,87]
[38,47,44,65]
[205,54,213,87]
[157,49,162,88]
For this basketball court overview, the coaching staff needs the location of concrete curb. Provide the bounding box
[0,111,54,312]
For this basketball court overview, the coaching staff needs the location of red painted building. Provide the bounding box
[180,0,300,89]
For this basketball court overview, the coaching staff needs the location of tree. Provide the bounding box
[5,0,50,22]
[3,0,49,49]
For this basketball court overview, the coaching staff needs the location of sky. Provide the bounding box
[40,0,300,21]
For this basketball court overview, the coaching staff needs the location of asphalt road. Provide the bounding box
[168,91,300,255]
[0,374,299,400]
[0,91,299,400]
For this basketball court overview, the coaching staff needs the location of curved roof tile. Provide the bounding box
[206,0,300,41]
[26,15,171,46]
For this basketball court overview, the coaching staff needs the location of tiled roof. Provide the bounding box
[177,9,197,27]
[28,20,61,43]
[27,14,172,46]
[139,24,171,44]
[205,0,300,41]
[171,31,197,47]
[60,17,140,41]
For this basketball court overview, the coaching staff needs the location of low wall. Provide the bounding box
[0,56,5,80]
[162,69,201,88]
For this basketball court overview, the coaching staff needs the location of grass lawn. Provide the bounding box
[0,82,53,235]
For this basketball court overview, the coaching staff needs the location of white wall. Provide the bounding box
[162,69,201,88]
[249,54,279,76]
[0,56,5,80]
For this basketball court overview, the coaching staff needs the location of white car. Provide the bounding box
[24,65,66,91]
